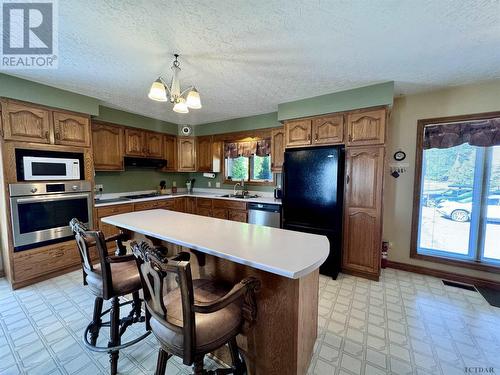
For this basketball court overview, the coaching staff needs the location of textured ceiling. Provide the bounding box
[4,0,500,125]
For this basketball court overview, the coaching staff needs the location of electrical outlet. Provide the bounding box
[95,184,103,191]
[208,181,212,187]
[216,182,221,188]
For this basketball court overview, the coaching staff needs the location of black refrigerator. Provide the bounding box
[282,145,344,278]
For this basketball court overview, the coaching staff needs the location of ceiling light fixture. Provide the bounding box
[148,54,202,113]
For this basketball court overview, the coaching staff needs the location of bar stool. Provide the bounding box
[69,219,150,375]
[131,241,260,375]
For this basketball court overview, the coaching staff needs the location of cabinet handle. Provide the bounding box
[55,132,60,140]
[349,134,352,142]
[53,250,64,257]
[308,134,311,141]
[346,175,350,184]
[45,131,49,139]
[315,133,318,142]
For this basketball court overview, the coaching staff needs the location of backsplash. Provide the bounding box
[95,170,189,193]
[95,170,281,193]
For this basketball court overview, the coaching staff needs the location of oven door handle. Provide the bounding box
[15,193,91,204]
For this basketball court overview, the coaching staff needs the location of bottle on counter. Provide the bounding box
[172,181,177,194]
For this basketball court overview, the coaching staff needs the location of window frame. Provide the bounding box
[223,153,274,186]
[410,111,500,272]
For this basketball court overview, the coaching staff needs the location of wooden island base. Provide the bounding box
[135,234,319,375]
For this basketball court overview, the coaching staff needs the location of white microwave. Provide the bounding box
[23,156,80,181]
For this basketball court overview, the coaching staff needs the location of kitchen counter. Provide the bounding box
[101,208,323,374]
[101,209,327,279]
[94,190,281,207]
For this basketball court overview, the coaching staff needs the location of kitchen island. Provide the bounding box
[102,209,329,375]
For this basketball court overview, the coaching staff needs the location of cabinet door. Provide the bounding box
[342,147,384,279]
[174,197,186,212]
[53,112,91,147]
[285,119,312,147]
[163,135,177,171]
[146,132,164,158]
[346,108,386,146]
[125,128,145,156]
[197,207,212,217]
[185,197,197,214]
[177,137,196,171]
[312,115,344,145]
[212,208,228,219]
[271,128,285,172]
[197,135,213,172]
[228,210,247,223]
[2,102,51,143]
[92,122,124,171]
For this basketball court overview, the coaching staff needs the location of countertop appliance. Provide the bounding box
[22,156,80,181]
[282,146,344,278]
[9,181,93,251]
[248,203,281,228]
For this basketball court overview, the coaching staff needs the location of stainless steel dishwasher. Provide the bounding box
[247,203,281,228]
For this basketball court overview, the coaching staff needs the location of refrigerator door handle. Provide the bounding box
[346,174,350,184]
[281,162,286,199]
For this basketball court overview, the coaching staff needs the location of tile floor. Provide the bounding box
[1,268,499,375]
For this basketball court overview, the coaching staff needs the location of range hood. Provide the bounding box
[124,157,167,169]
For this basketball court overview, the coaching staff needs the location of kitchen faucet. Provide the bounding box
[233,182,241,196]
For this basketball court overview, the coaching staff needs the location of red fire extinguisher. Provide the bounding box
[381,241,389,268]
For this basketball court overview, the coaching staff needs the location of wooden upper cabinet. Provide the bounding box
[124,128,145,156]
[313,115,344,145]
[196,135,221,173]
[285,119,312,147]
[92,122,124,171]
[145,132,164,158]
[177,137,196,171]
[271,127,285,172]
[163,135,177,171]
[1,101,51,143]
[346,108,386,146]
[342,146,384,279]
[53,112,91,147]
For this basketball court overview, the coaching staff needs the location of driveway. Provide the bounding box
[419,206,500,260]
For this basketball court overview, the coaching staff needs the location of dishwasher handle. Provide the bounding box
[247,203,281,212]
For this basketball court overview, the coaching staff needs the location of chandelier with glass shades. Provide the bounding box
[148,54,201,113]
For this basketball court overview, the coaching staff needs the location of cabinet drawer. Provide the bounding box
[212,199,247,211]
[212,208,228,219]
[196,198,213,208]
[13,241,79,282]
[97,204,133,218]
[228,210,247,223]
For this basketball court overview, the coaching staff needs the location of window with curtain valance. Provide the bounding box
[412,114,500,270]
[223,139,273,183]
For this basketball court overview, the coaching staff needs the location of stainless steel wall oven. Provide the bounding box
[9,181,93,251]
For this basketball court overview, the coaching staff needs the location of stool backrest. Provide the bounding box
[70,218,114,298]
[132,241,196,362]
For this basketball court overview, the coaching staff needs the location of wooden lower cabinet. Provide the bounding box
[12,240,80,286]
[173,197,186,212]
[197,207,212,217]
[342,146,384,280]
[212,208,228,219]
[228,210,247,223]
[185,197,197,214]
[96,204,134,238]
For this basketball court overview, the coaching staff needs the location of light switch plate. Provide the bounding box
[208,181,212,187]
[216,182,221,188]
[95,184,103,191]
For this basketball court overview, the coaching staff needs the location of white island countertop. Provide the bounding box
[102,209,329,279]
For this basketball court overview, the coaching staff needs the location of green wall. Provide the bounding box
[95,170,190,194]
[0,73,100,115]
[95,106,178,134]
[194,112,279,136]
[277,81,394,121]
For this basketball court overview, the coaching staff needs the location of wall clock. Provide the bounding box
[394,150,406,161]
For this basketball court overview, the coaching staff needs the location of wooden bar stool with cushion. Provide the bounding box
[132,241,261,375]
[69,219,150,375]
